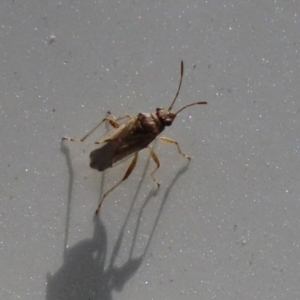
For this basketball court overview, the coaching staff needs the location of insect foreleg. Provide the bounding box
[95,151,139,214]
[158,136,191,160]
[148,146,161,187]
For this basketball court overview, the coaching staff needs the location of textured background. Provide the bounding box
[1,1,300,299]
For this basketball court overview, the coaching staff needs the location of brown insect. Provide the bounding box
[62,61,207,214]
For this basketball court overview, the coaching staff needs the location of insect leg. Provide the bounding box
[62,112,124,142]
[95,151,139,214]
[94,115,134,145]
[157,136,191,160]
[112,114,133,122]
[148,146,161,187]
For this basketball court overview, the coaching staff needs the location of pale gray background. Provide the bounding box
[1,0,300,299]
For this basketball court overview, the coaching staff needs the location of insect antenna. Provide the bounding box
[168,61,184,111]
[167,61,207,115]
[174,101,207,116]
[168,61,207,115]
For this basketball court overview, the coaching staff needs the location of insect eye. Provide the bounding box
[163,117,173,126]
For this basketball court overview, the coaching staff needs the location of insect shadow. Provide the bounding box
[48,139,189,299]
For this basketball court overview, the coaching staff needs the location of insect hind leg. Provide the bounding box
[62,112,120,142]
[111,113,133,123]
[62,111,135,143]
[158,136,191,160]
[94,114,134,145]
[95,151,139,214]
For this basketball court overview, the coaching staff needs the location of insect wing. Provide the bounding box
[89,139,122,171]
[111,132,156,165]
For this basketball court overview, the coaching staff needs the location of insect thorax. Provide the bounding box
[137,112,165,135]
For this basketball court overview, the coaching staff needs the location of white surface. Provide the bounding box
[1,1,300,299]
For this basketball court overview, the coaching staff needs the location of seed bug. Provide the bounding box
[62,61,207,214]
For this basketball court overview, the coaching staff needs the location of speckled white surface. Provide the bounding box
[1,1,300,299]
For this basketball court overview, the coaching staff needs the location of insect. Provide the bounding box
[62,61,207,214]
